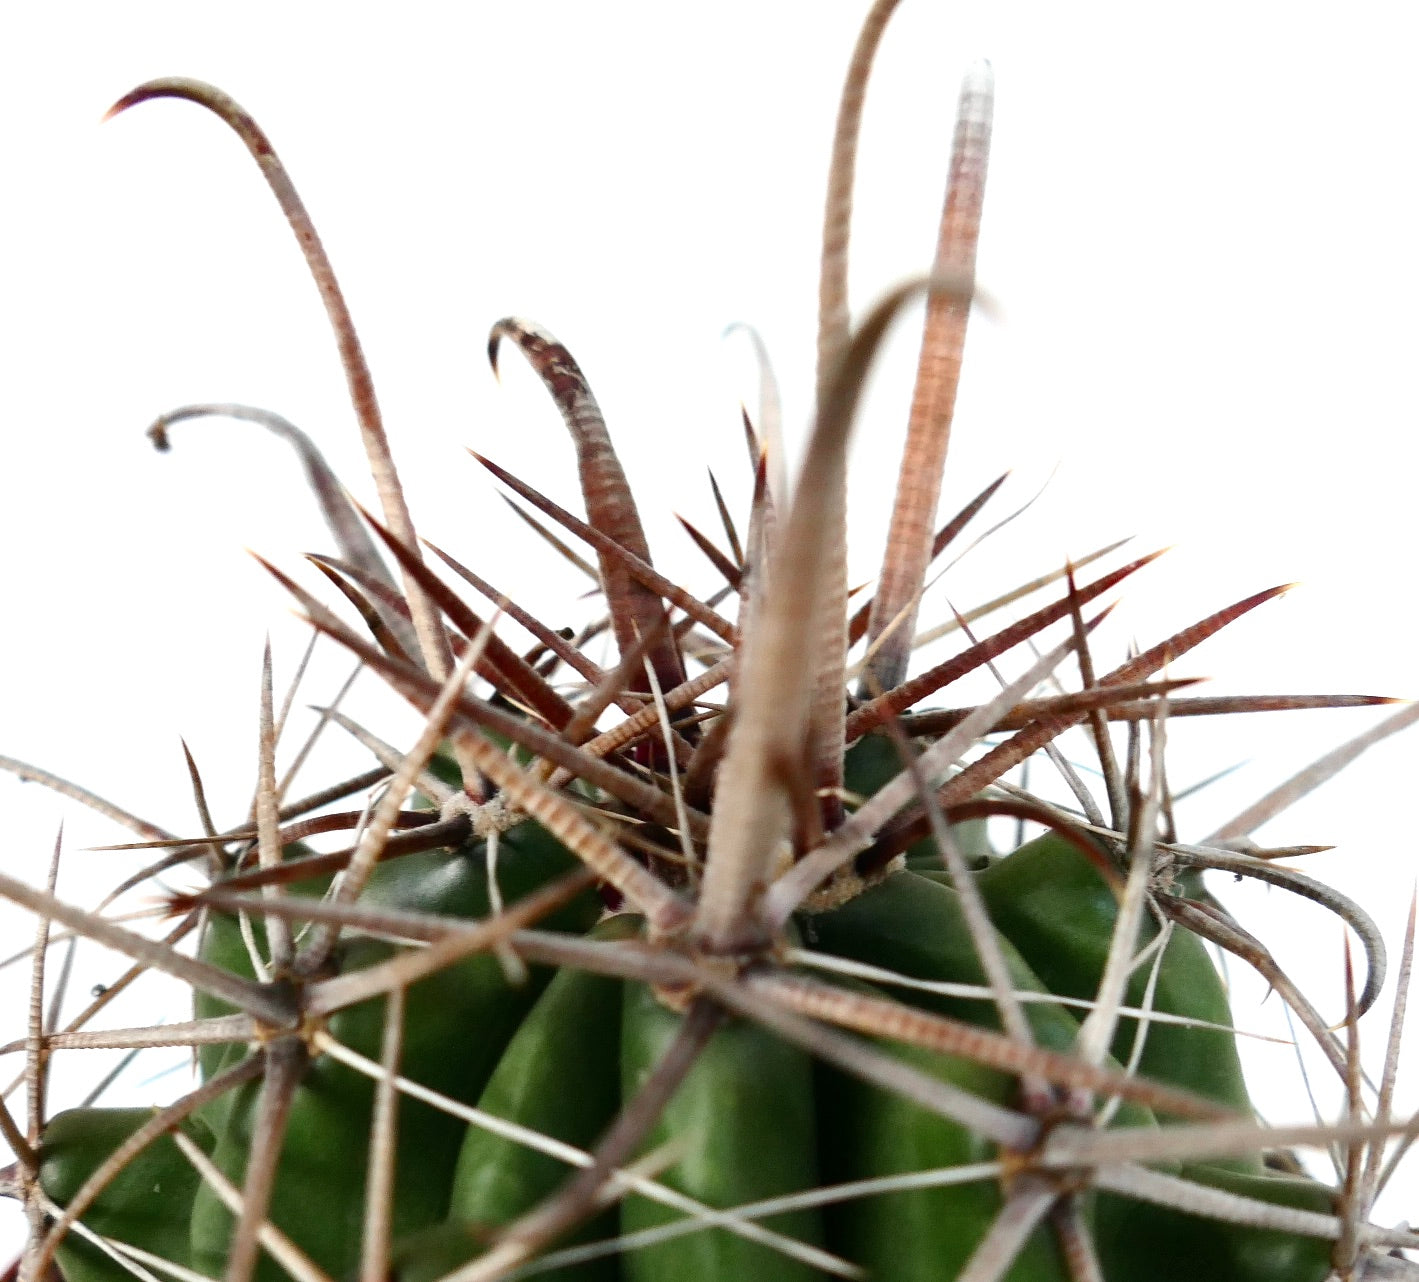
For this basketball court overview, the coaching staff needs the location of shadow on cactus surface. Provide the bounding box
[2,3,1418,1281]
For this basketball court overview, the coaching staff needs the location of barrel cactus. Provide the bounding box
[3,4,1417,1282]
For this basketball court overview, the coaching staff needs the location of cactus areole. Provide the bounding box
[5,5,1415,1282]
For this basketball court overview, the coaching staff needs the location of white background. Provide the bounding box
[2,0,1418,1264]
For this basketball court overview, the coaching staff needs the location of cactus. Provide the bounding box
[3,5,1419,1282]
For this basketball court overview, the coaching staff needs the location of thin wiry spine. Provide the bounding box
[862,63,994,695]
[1167,843,1386,1016]
[446,725,690,937]
[1074,706,1166,1069]
[549,621,676,765]
[471,451,738,645]
[1067,564,1128,832]
[1094,923,1173,1134]
[286,592,710,840]
[255,641,294,971]
[422,537,611,688]
[845,550,1160,738]
[268,627,323,782]
[640,652,697,874]
[1045,1125,1419,1195]
[359,987,404,1282]
[967,608,1108,832]
[320,708,454,808]
[816,0,903,390]
[224,1038,305,1282]
[0,757,171,843]
[936,585,1292,808]
[148,404,414,656]
[497,491,601,583]
[0,1101,34,1183]
[307,559,417,667]
[892,675,1198,739]
[97,838,225,908]
[783,941,1265,1039]
[106,81,452,686]
[1207,698,1419,842]
[1336,943,1366,1277]
[353,508,579,731]
[748,970,1225,1122]
[725,322,786,513]
[1164,897,1351,1080]
[22,1193,172,1282]
[297,631,488,976]
[525,1169,1004,1276]
[547,658,732,789]
[40,940,75,1060]
[880,718,1042,1077]
[25,832,62,1152]
[1051,1196,1105,1282]
[904,536,1131,653]
[98,810,444,883]
[275,767,393,826]
[706,466,745,566]
[956,1175,1057,1282]
[998,692,1393,727]
[0,869,295,1027]
[179,739,228,882]
[1364,891,1416,1205]
[677,513,741,588]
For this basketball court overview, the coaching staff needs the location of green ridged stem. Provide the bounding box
[438,914,643,1282]
[974,833,1255,1126]
[618,982,825,1281]
[39,1107,216,1282]
[190,823,599,1282]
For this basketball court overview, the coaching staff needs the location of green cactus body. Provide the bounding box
[377,860,1329,1282]
[802,873,1152,1282]
[616,981,826,1282]
[841,730,1256,1126]
[974,832,1254,1124]
[439,914,641,1282]
[31,767,1344,1282]
[37,1109,215,1282]
[816,1039,1067,1282]
[189,826,600,1282]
